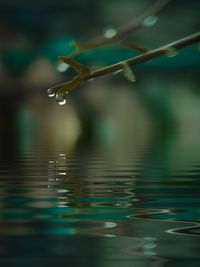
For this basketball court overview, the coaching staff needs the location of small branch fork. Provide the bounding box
[46,0,199,104]
[71,0,171,55]
[47,32,200,104]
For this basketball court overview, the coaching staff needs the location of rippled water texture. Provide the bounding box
[0,148,200,266]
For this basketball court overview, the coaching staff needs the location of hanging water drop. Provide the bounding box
[58,98,66,105]
[56,93,67,105]
[47,87,55,97]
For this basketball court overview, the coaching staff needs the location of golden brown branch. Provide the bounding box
[47,32,200,105]
[84,32,200,80]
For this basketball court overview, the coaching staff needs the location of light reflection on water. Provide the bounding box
[0,148,200,266]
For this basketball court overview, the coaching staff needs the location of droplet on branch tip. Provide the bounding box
[47,87,56,97]
[56,93,67,105]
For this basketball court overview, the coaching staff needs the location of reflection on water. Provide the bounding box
[0,144,200,266]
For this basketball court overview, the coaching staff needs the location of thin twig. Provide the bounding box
[49,32,200,102]
[83,32,200,80]
[72,0,171,55]
[120,41,149,53]
[114,0,171,39]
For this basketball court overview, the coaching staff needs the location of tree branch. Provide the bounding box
[72,0,171,55]
[84,32,200,80]
[47,32,200,104]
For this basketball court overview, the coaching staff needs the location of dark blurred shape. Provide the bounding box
[0,0,99,38]
[0,0,199,156]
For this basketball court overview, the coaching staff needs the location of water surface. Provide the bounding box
[0,147,199,266]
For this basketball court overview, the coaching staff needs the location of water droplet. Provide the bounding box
[142,16,158,27]
[58,99,66,105]
[47,88,55,97]
[104,27,117,38]
[56,93,67,105]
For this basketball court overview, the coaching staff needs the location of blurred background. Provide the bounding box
[0,0,200,170]
[0,2,200,264]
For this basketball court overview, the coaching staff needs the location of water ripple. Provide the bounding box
[0,150,200,261]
